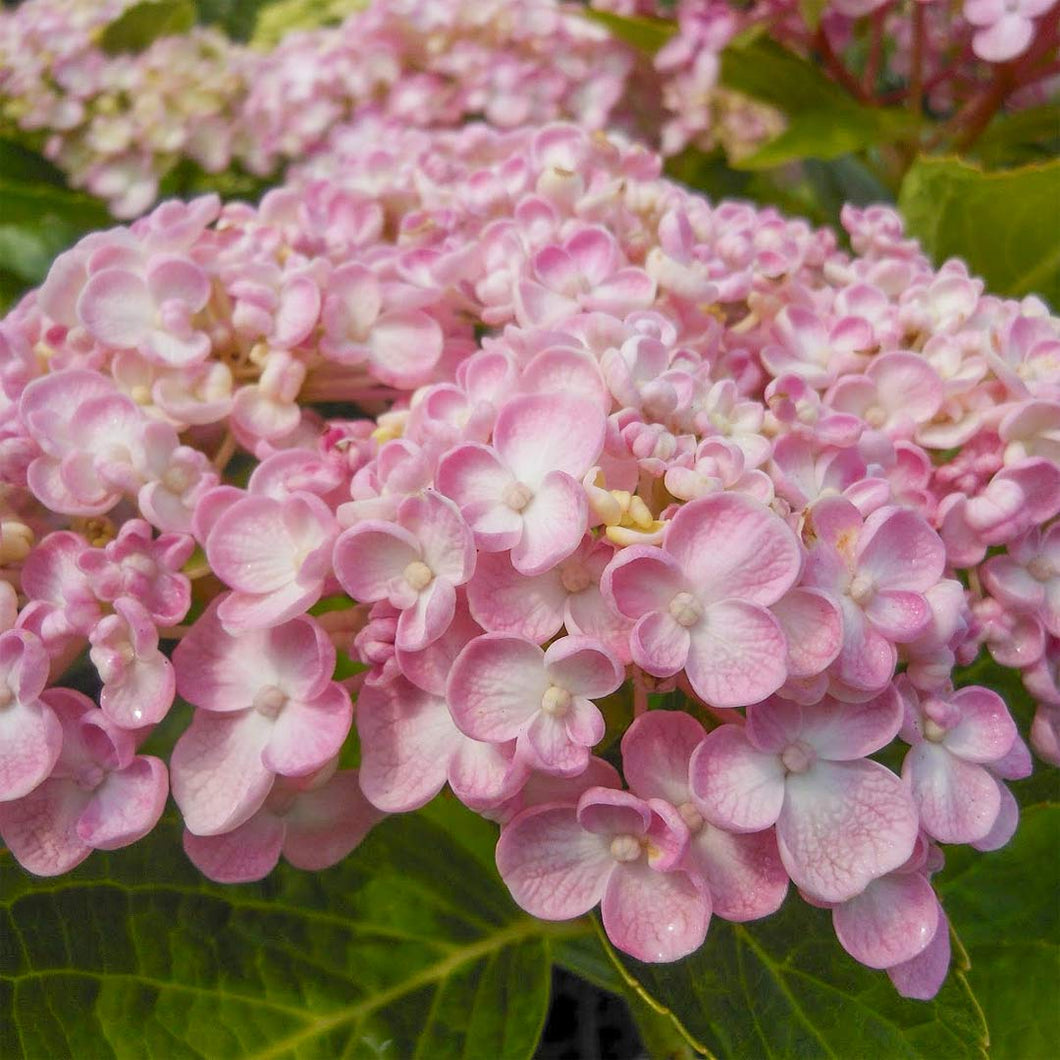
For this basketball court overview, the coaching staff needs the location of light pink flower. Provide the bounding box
[448,633,622,775]
[803,498,945,695]
[982,523,1060,637]
[205,490,338,631]
[0,689,167,875]
[0,629,62,802]
[623,710,789,922]
[690,691,919,902]
[603,492,800,707]
[183,767,383,883]
[899,683,1018,844]
[333,490,474,652]
[171,602,352,835]
[89,597,175,729]
[77,256,212,366]
[497,786,709,962]
[437,393,605,575]
[356,677,527,812]
[964,0,1054,62]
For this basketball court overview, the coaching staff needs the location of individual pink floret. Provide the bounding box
[602,492,801,707]
[437,392,605,575]
[77,256,212,366]
[623,710,789,922]
[964,0,1054,63]
[89,597,175,729]
[0,689,168,875]
[0,629,62,802]
[899,682,1018,845]
[448,633,623,776]
[802,497,945,695]
[689,690,919,902]
[205,489,338,631]
[981,523,1060,638]
[183,767,383,883]
[170,601,352,835]
[496,786,709,963]
[333,489,474,652]
[356,677,527,813]
[76,518,194,626]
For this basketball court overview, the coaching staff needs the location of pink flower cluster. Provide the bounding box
[1,121,1057,998]
[0,0,251,217]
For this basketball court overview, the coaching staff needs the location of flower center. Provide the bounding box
[848,573,876,605]
[503,481,533,512]
[1028,556,1056,582]
[540,685,572,717]
[864,405,887,428]
[403,560,434,592]
[781,741,816,774]
[75,764,106,791]
[0,682,14,709]
[923,718,947,742]
[254,684,288,718]
[668,591,702,627]
[678,800,704,834]
[559,561,592,594]
[609,834,643,862]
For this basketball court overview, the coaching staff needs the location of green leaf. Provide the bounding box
[0,178,111,230]
[721,38,917,170]
[99,0,197,55]
[601,896,988,1059]
[0,138,68,187]
[196,0,277,41]
[0,799,576,1059]
[898,156,1060,308]
[973,105,1060,168]
[938,805,1060,1059]
[798,0,829,31]
[582,9,677,55]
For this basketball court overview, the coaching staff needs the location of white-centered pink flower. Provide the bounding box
[437,392,605,575]
[205,489,338,631]
[496,786,709,962]
[448,633,623,775]
[982,522,1060,637]
[602,492,801,707]
[171,601,352,836]
[690,690,919,903]
[964,0,1055,62]
[623,710,789,922]
[333,489,475,652]
[0,689,167,875]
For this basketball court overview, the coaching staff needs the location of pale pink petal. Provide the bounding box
[493,393,606,487]
[216,581,322,633]
[183,810,284,883]
[448,633,548,742]
[77,756,168,849]
[170,710,274,836]
[601,862,709,962]
[496,804,613,919]
[523,710,589,775]
[685,601,788,708]
[263,686,352,777]
[355,681,461,812]
[689,725,786,833]
[396,577,456,652]
[282,771,383,870]
[368,310,444,387]
[544,636,623,698]
[856,508,945,592]
[0,698,62,802]
[0,778,91,875]
[833,872,939,969]
[835,597,897,692]
[622,710,703,805]
[944,687,1017,762]
[602,547,686,619]
[630,610,691,677]
[778,759,918,902]
[77,269,154,347]
[466,552,566,641]
[448,737,527,809]
[511,470,587,575]
[686,825,788,923]
[577,788,652,837]
[903,742,1001,844]
[863,590,932,642]
[972,780,1019,852]
[666,493,801,606]
[887,908,950,1000]
[796,687,903,761]
[771,589,843,678]
[206,496,298,593]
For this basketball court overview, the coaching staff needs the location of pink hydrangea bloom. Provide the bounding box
[690,691,919,902]
[497,787,710,962]
[603,492,801,707]
[0,688,167,875]
[448,633,623,775]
